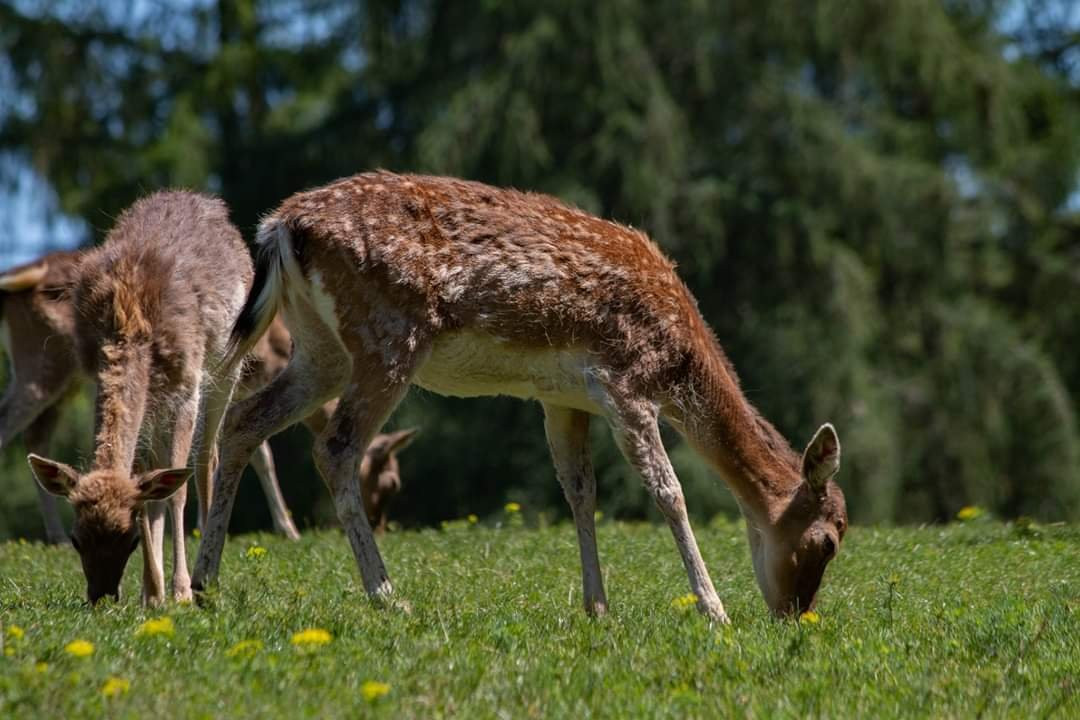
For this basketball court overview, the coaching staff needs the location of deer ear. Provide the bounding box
[0,261,48,292]
[384,427,420,455]
[801,423,841,492]
[136,467,191,501]
[28,454,79,497]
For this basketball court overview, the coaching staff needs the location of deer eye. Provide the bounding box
[823,535,836,559]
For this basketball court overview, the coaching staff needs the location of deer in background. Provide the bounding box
[26,190,254,605]
[1,254,418,546]
[192,171,847,622]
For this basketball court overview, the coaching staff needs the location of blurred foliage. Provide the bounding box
[1,0,1079,540]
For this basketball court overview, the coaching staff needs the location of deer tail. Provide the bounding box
[222,216,301,371]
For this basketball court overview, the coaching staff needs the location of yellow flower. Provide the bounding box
[467,514,479,524]
[361,680,391,702]
[34,662,48,674]
[3,648,12,657]
[101,676,130,698]
[245,545,268,559]
[64,639,94,658]
[136,616,174,638]
[291,628,332,648]
[671,593,699,611]
[799,610,821,625]
[192,528,202,539]
[225,639,264,659]
[504,502,521,513]
[956,506,983,521]
[6,625,25,641]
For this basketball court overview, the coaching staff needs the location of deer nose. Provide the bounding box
[88,588,121,606]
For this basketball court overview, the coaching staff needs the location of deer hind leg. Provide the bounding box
[192,344,348,593]
[249,440,301,540]
[190,371,238,533]
[590,380,728,623]
[311,347,425,601]
[543,403,608,616]
[22,406,69,545]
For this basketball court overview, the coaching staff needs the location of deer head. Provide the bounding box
[360,428,419,531]
[747,423,847,617]
[27,455,189,604]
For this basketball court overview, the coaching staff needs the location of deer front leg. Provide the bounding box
[249,440,301,540]
[140,500,168,607]
[22,406,69,545]
[164,389,200,603]
[594,385,728,623]
[543,403,608,616]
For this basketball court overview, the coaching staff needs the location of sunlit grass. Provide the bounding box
[1,520,1077,717]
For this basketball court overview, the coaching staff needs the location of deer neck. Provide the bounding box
[91,342,150,473]
[666,337,802,527]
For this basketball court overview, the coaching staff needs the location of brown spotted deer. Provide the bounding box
[193,172,847,622]
[25,191,256,606]
[2,253,416,546]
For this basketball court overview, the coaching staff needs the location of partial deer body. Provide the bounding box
[1,254,415,546]
[193,172,847,621]
[27,191,254,605]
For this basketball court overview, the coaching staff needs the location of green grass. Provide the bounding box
[1,517,1078,718]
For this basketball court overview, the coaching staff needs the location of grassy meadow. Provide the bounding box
[1,515,1077,718]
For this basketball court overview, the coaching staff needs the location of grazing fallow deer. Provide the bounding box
[0,254,305,542]
[27,191,254,605]
[193,172,847,621]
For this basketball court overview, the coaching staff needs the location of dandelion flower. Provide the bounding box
[291,628,332,648]
[799,610,821,625]
[467,514,478,524]
[136,617,174,638]
[956,506,983,521]
[6,625,24,641]
[225,639,264,659]
[361,680,391,702]
[64,639,94,658]
[101,676,130,698]
[504,502,521,513]
[671,593,699,611]
[192,528,202,539]
[3,648,12,657]
[34,662,48,674]
[245,545,268,559]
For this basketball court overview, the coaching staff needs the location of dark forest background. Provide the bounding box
[1,0,1079,540]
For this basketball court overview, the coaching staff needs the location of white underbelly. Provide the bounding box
[414,331,599,412]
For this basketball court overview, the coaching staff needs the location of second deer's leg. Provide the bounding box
[543,403,607,616]
[593,385,728,623]
[162,387,200,603]
[140,500,167,607]
[248,441,301,540]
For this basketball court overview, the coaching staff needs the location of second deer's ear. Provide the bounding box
[801,423,841,493]
[385,427,420,455]
[28,454,79,497]
[136,467,191,502]
[0,261,48,292]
